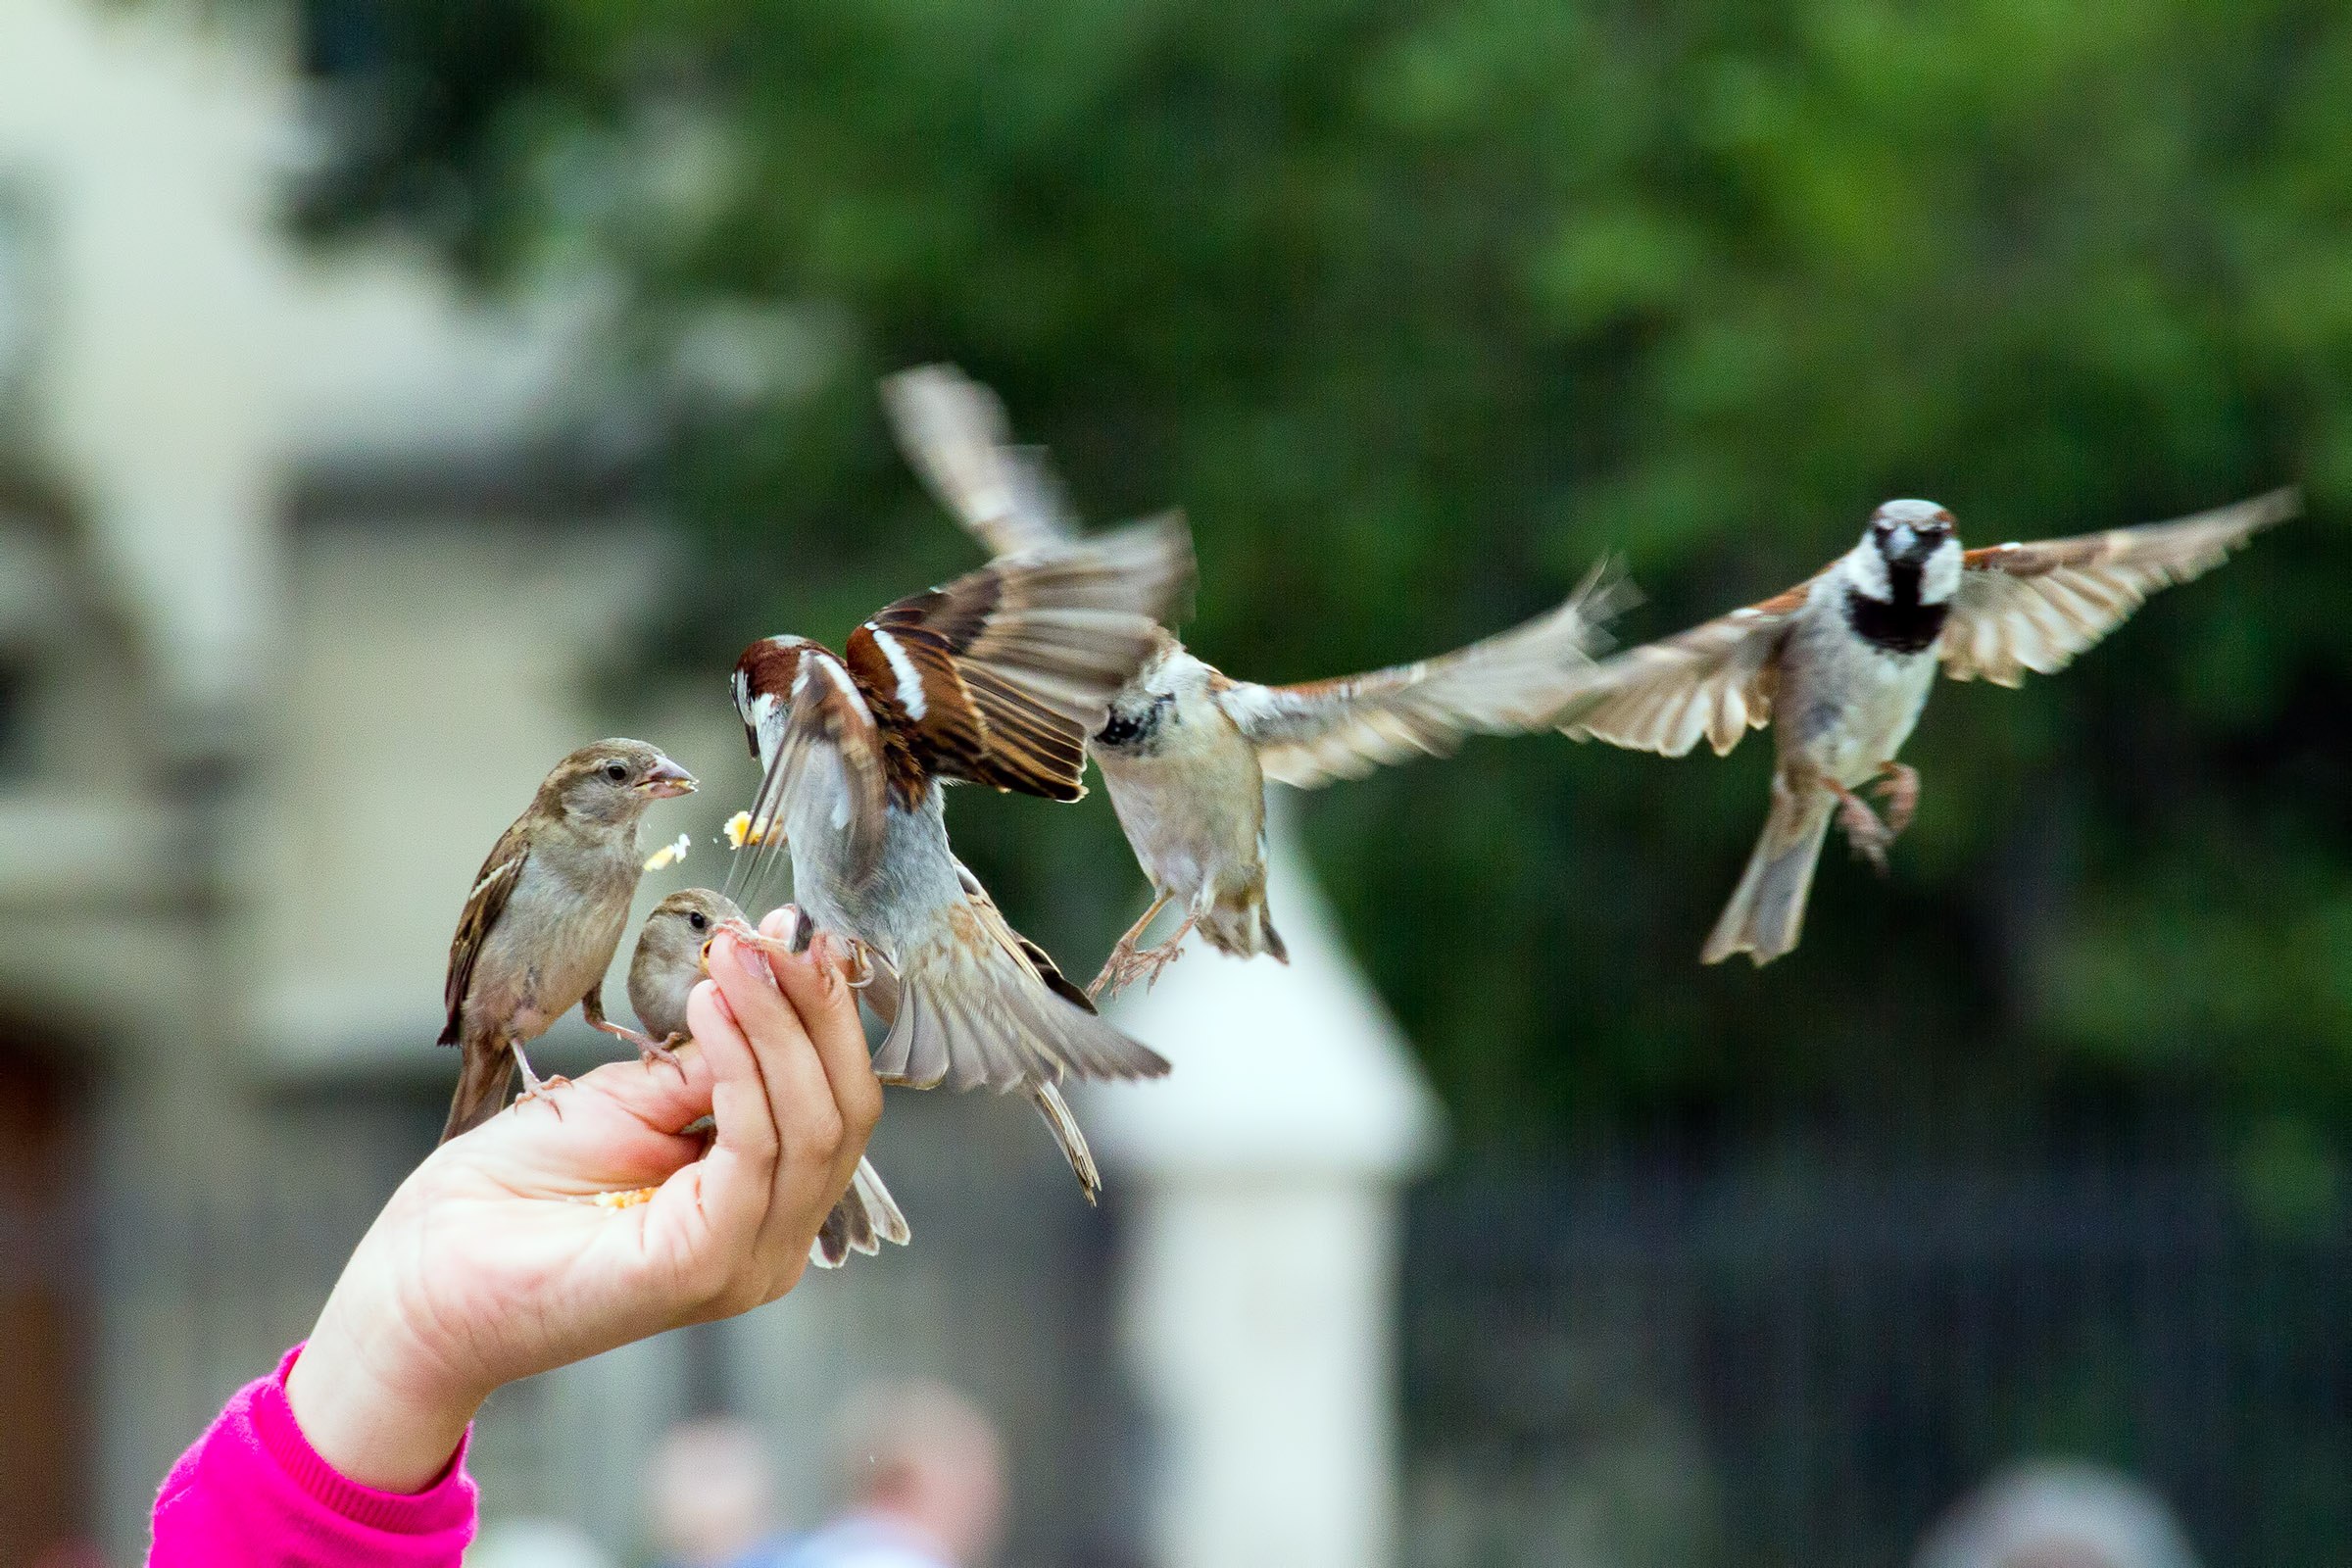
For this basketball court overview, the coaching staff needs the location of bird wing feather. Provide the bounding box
[440,825,530,1047]
[731,653,892,902]
[1939,487,2298,687]
[882,364,1081,558]
[847,516,1193,801]
[1559,577,1816,758]
[1218,564,1628,788]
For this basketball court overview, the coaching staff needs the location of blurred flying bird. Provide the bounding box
[883,363,1626,996]
[1560,488,2301,965]
[438,738,698,1141]
[628,888,911,1264]
[724,516,1192,1195]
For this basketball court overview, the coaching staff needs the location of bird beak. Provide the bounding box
[639,758,697,799]
[699,939,715,968]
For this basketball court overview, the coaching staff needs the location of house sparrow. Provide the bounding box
[1561,487,2301,965]
[439,739,698,1142]
[723,514,1192,1183]
[883,362,1624,995]
[628,889,909,1265]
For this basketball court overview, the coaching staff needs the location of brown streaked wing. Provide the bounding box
[1220,562,1627,789]
[1558,577,1817,759]
[881,364,1079,559]
[439,824,530,1047]
[1940,487,2299,687]
[952,858,1099,1013]
[853,515,1194,801]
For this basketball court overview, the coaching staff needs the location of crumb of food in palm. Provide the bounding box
[722,810,771,849]
[643,833,691,872]
[593,1186,659,1210]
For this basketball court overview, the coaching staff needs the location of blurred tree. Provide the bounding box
[298,0,2352,1153]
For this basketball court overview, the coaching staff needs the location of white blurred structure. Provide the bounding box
[1096,801,1445,1568]
[1913,1461,2203,1568]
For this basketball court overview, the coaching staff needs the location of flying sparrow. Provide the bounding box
[1560,488,2301,965]
[439,739,698,1142]
[883,362,1624,995]
[724,515,1192,1180]
[628,888,910,1265]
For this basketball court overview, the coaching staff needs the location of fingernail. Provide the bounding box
[730,934,774,984]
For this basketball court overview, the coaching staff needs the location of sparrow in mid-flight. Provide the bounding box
[1561,488,2300,965]
[725,516,1192,1190]
[628,888,910,1266]
[883,363,1624,996]
[437,738,697,1142]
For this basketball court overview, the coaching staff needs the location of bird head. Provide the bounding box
[543,739,697,829]
[732,635,817,772]
[1853,499,1962,602]
[629,887,745,1041]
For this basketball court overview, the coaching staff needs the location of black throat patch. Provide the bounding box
[1844,560,1949,656]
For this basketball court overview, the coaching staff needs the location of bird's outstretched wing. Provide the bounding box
[883,364,1080,558]
[440,823,530,1046]
[1939,488,2299,687]
[730,651,892,902]
[1559,577,1819,758]
[1217,564,1629,788]
[845,516,1194,801]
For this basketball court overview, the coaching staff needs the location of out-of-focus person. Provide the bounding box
[1913,1460,2202,1568]
[785,1383,1006,1568]
[648,1417,791,1568]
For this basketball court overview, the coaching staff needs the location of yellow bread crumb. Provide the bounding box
[643,833,691,872]
[592,1186,659,1210]
[722,810,772,849]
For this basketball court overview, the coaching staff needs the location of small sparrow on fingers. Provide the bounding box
[438,738,697,1142]
[885,362,1624,995]
[1561,487,2300,965]
[725,514,1192,1189]
[629,889,911,1265]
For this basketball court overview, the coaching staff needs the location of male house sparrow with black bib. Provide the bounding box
[628,888,910,1265]
[439,739,698,1142]
[1562,488,2299,965]
[883,363,1624,995]
[726,516,1191,1188]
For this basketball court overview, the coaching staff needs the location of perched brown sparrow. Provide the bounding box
[883,363,1623,995]
[725,515,1191,1190]
[628,888,910,1265]
[1561,488,2300,965]
[439,738,698,1142]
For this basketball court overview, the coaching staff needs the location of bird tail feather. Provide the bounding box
[809,1156,911,1268]
[438,1046,517,1144]
[1702,779,1835,966]
[1026,1081,1102,1204]
[873,940,1169,1092]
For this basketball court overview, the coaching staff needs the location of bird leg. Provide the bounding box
[1089,893,1171,1000]
[590,1017,688,1078]
[1830,783,1894,874]
[1092,911,1199,1000]
[1870,761,1922,838]
[511,1043,569,1118]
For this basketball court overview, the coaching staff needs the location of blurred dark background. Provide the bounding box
[281,0,2352,1559]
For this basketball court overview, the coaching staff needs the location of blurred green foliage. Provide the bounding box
[308,0,2352,1150]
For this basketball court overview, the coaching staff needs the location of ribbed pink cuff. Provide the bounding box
[257,1345,475,1533]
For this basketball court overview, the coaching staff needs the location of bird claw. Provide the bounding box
[1871,762,1921,838]
[1834,789,1893,874]
[1089,917,1197,1000]
[510,1045,569,1118]
[592,1018,690,1080]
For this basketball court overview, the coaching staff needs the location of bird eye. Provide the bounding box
[688,910,710,932]
[604,761,630,783]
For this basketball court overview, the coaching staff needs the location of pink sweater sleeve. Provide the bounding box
[149,1345,477,1567]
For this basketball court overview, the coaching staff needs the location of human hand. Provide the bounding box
[286,912,881,1493]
